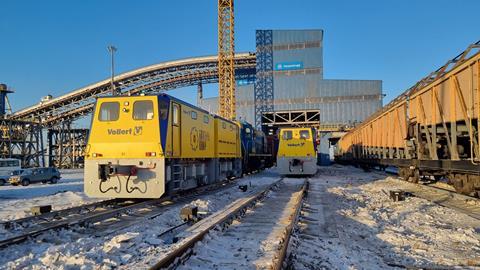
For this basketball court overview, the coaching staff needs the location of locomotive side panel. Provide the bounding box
[214,117,241,158]
[178,103,215,159]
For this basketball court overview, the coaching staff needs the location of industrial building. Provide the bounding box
[199,29,382,126]
[198,29,383,164]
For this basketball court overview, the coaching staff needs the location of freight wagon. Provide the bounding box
[336,41,480,196]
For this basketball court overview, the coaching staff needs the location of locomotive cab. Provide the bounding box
[84,96,166,198]
[84,94,243,199]
[277,127,318,176]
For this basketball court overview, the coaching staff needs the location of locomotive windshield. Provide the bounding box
[133,100,154,120]
[99,102,120,121]
[300,130,310,139]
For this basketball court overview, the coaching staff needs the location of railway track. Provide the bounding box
[395,179,480,221]
[0,178,243,249]
[149,177,306,270]
[372,170,480,221]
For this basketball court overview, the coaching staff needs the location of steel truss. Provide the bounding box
[47,123,89,168]
[218,0,236,119]
[11,54,256,127]
[0,118,44,167]
[254,30,274,128]
[262,110,320,127]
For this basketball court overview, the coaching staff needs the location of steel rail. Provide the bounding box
[373,170,480,220]
[272,179,307,270]
[0,198,130,229]
[149,179,282,269]
[149,178,307,270]
[398,179,480,220]
[0,198,168,249]
[0,177,246,249]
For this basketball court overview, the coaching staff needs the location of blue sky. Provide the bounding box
[1,0,479,115]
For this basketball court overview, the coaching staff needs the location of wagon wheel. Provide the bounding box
[452,174,474,196]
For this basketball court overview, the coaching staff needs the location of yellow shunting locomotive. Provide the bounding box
[84,94,242,198]
[277,127,318,176]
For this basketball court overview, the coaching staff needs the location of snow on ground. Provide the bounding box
[0,169,97,221]
[2,166,480,269]
[0,170,280,270]
[289,165,480,269]
[177,178,305,270]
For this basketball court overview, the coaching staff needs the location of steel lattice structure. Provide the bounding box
[0,118,44,167]
[218,0,236,119]
[254,30,274,128]
[10,53,255,127]
[47,124,88,169]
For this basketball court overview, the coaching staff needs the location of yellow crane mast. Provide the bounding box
[218,0,236,120]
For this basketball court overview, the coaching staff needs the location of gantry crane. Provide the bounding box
[218,0,236,120]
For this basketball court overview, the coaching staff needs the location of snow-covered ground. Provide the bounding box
[1,165,479,269]
[0,169,98,221]
[289,165,480,269]
[177,178,305,270]
[0,170,280,269]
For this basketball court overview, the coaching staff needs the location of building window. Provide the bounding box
[203,115,209,124]
[191,111,197,120]
[99,102,120,121]
[133,100,154,120]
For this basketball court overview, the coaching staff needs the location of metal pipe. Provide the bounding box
[107,45,117,96]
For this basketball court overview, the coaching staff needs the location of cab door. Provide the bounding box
[172,103,181,157]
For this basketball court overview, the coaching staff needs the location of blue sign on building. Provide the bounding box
[237,78,255,86]
[274,61,304,71]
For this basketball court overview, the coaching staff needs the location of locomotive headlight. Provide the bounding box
[92,153,103,157]
[145,152,156,157]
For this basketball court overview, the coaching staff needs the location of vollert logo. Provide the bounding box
[108,126,143,136]
[287,142,305,147]
[133,126,143,136]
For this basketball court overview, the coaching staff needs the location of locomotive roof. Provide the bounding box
[96,93,238,125]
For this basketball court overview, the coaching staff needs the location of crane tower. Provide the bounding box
[218,0,236,119]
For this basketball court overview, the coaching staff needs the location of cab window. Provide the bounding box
[99,102,120,121]
[133,100,154,120]
[282,130,293,140]
[300,130,310,139]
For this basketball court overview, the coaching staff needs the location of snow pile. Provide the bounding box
[0,169,97,221]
